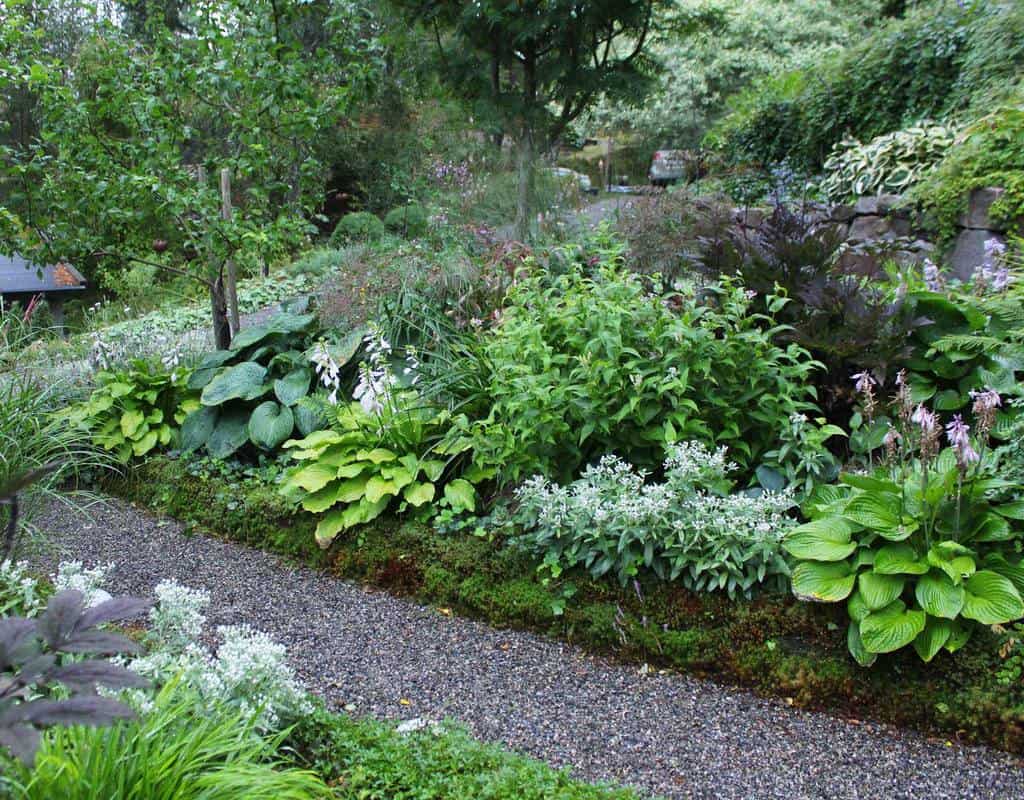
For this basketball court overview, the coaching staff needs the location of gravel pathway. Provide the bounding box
[32,495,1024,800]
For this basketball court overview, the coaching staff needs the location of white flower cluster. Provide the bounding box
[310,339,341,405]
[53,561,114,608]
[0,560,44,616]
[515,441,796,598]
[129,579,310,731]
[353,324,397,415]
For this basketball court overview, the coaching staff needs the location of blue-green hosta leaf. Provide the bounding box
[293,397,328,437]
[179,406,218,453]
[857,572,905,611]
[847,620,877,667]
[859,601,926,654]
[443,479,476,513]
[403,481,436,507]
[873,543,929,575]
[206,408,250,459]
[187,349,236,390]
[273,369,312,407]
[914,571,965,619]
[913,617,953,663]
[791,561,856,603]
[961,571,1024,624]
[783,519,856,562]
[201,362,268,406]
[248,401,294,451]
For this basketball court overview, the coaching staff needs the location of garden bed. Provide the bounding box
[106,456,1024,755]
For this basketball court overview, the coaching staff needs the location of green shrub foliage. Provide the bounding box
[383,204,429,238]
[329,212,386,247]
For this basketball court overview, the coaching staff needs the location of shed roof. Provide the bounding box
[0,254,86,294]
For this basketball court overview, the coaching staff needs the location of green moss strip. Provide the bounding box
[109,458,1024,755]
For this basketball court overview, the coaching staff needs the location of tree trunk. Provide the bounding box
[513,128,535,242]
[210,275,231,350]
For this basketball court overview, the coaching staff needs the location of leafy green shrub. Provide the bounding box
[819,123,957,201]
[330,212,386,247]
[65,360,194,462]
[0,588,150,765]
[515,442,796,598]
[8,684,328,799]
[182,313,332,459]
[456,248,823,484]
[784,382,1024,665]
[383,204,429,238]
[285,248,346,279]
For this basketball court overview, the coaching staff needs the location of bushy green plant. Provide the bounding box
[515,442,796,598]
[456,243,823,484]
[819,123,957,201]
[7,684,328,799]
[784,379,1024,665]
[285,248,346,279]
[64,359,194,462]
[330,212,386,247]
[181,313,335,459]
[383,204,429,238]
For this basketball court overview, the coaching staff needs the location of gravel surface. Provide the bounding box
[32,495,1024,800]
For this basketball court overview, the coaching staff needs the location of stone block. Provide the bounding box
[854,196,880,215]
[848,215,911,242]
[957,187,1006,230]
[949,228,1006,280]
[830,204,856,223]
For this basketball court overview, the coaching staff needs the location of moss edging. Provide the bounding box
[106,457,1024,754]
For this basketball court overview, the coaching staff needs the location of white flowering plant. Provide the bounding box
[785,373,1024,666]
[514,442,797,600]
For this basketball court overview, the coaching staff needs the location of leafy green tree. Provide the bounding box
[395,0,665,239]
[0,0,378,346]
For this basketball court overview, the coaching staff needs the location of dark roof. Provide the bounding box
[0,254,86,294]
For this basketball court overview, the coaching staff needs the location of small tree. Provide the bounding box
[0,0,375,347]
[396,0,664,240]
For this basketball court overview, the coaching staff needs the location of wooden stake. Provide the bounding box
[221,168,240,335]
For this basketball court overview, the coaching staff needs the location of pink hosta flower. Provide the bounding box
[851,371,876,395]
[912,404,938,433]
[946,414,979,467]
[970,388,1002,440]
[922,259,944,292]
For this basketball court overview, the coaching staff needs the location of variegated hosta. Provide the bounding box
[784,453,1024,665]
[820,123,957,202]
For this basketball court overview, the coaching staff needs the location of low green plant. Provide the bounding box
[330,212,386,246]
[181,313,335,459]
[819,123,957,201]
[757,413,845,500]
[64,359,194,462]
[784,377,1024,665]
[515,442,796,598]
[7,684,328,799]
[383,204,429,238]
[455,241,823,484]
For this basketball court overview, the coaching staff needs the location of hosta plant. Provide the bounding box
[181,313,350,459]
[819,123,957,202]
[784,374,1024,665]
[280,399,485,548]
[64,359,194,462]
[515,442,796,599]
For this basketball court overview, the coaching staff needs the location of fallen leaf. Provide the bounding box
[399,698,411,706]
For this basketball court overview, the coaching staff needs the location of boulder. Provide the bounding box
[830,204,856,223]
[848,215,911,242]
[877,194,909,218]
[957,187,1006,230]
[854,196,880,215]
[949,228,1006,280]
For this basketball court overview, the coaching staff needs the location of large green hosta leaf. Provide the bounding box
[926,541,976,584]
[961,571,1024,624]
[913,617,953,663]
[273,368,312,407]
[248,401,295,451]
[842,493,910,539]
[847,621,877,667]
[791,561,855,602]
[873,543,929,575]
[857,572,904,610]
[201,362,268,405]
[859,600,926,654]
[206,408,250,459]
[914,571,965,619]
[783,519,856,562]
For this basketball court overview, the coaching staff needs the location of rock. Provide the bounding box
[848,215,911,242]
[734,207,769,228]
[877,194,909,218]
[907,239,935,253]
[854,196,880,215]
[949,228,1007,280]
[830,204,856,223]
[957,187,1006,230]
[836,250,882,277]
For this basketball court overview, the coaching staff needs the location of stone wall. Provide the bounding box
[736,187,1009,280]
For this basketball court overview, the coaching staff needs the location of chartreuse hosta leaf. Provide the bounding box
[913,617,953,663]
[926,541,976,584]
[847,621,877,667]
[783,519,856,562]
[791,561,855,602]
[842,492,915,541]
[857,572,904,611]
[914,571,965,619]
[873,543,929,575]
[859,600,926,654]
[960,571,1024,625]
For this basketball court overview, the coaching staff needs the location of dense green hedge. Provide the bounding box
[709,2,1024,170]
[108,457,1024,755]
